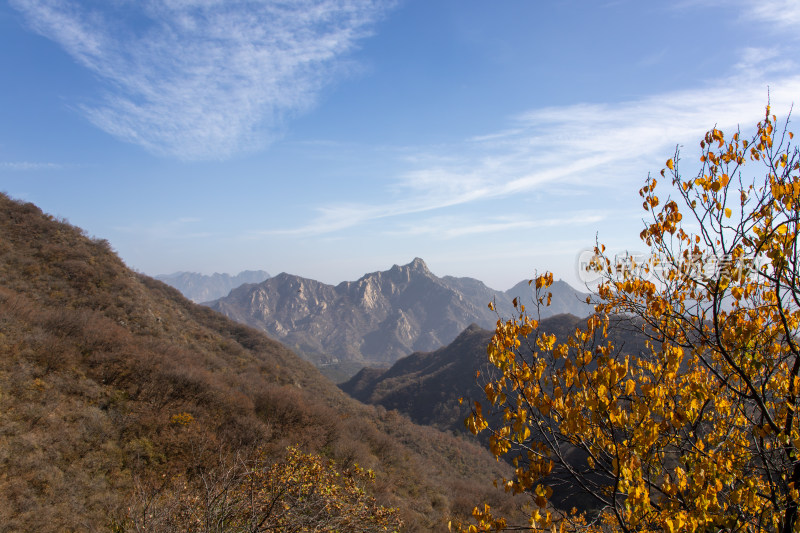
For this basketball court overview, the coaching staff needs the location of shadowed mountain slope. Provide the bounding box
[209,259,591,380]
[0,194,522,532]
[340,314,585,433]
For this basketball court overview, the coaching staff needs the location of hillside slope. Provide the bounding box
[0,194,521,532]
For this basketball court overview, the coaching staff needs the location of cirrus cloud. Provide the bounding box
[11,0,392,160]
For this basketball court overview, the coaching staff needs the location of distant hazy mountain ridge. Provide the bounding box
[156,269,270,302]
[209,257,592,378]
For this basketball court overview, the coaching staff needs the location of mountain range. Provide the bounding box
[155,269,270,302]
[208,257,592,380]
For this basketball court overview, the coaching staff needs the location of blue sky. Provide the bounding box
[2,0,799,291]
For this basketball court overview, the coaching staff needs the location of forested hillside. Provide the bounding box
[0,193,522,532]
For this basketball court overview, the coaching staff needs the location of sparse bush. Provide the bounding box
[119,445,403,533]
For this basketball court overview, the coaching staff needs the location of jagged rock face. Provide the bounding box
[210,259,482,367]
[209,258,593,375]
[155,270,270,302]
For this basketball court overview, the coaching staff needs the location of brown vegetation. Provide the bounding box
[0,193,523,531]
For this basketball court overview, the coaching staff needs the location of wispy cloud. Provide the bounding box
[636,48,668,68]
[11,0,392,160]
[275,48,800,236]
[744,0,800,30]
[392,213,608,239]
[0,161,68,171]
[674,0,800,33]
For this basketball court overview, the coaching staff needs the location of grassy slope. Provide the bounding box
[0,194,521,532]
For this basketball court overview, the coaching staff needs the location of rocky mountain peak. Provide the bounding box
[385,257,432,284]
[408,257,429,272]
[388,257,429,275]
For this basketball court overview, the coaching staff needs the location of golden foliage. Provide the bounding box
[464,106,800,532]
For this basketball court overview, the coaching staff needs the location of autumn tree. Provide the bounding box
[464,105,800,532]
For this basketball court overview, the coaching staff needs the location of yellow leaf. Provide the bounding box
[666,158,674,170]
[724,207,732,218]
